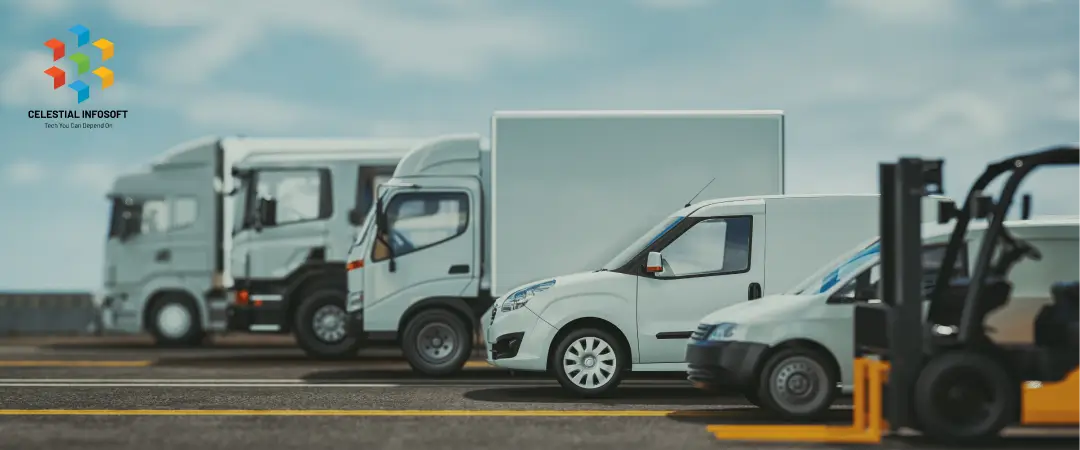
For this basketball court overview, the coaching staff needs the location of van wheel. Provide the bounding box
[913,351,1015,443]
[294,287,362,360]
[552,328,627,397]
[756,348,837,420]
[148,294,204,347]
[402,309,473,376]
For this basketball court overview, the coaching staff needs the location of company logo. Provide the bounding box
[43,24,114,104]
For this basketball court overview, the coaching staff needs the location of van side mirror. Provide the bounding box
[645,252,663,273]
[937,200,958,224]
[348,208,365,226]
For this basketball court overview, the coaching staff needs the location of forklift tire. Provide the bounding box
[293,287,362,360]
[401,308,473,376]
[756,348,838,420]
[913,351,1016,443]
[147,293,205,347]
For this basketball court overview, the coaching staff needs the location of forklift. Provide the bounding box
[708,144,1080,444]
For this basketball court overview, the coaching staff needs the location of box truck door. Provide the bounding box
[635,213,766,363]
[363,186,478,331]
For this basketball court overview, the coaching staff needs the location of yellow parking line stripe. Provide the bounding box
[0,409,742,417]
[0,361,153,367]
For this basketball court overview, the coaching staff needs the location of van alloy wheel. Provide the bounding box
[562,336,617,390]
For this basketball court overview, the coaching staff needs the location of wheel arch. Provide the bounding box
[397,297,476,343]
[142,289,201,332]
[282,262,346,332]
[757,338,843,388]
[546,317,633,372]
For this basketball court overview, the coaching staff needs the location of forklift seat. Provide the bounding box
[1034,281,1079,349]
[932,276,1013,329]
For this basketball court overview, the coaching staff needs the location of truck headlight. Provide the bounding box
[500,279,555,312]
[346,291,363,312]
[706,323,738,341]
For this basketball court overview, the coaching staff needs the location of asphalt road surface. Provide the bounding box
[0,335,1075,450]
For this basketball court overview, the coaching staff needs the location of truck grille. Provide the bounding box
[690,323,714,341]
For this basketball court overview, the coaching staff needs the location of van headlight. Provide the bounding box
[500,279,556,312]
[706,323,739,341]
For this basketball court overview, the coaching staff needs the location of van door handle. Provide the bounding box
[448,264,469,274]
[748,282,762,300]
[155,249,171,262]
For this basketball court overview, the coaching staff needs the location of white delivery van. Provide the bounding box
[483,194,935,396]
[346,110,788,376]
[685,216,1079,419]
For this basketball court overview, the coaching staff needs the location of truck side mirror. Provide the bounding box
[645,252,664,273]
[256,198,277,230]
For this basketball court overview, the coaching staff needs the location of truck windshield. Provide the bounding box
[600,215,685,271]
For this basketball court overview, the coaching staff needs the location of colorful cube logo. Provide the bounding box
[43,24,114,104]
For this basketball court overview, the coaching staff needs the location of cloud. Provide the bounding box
[636,0,713,10]
[1000,0,1061,9]
[11,0,74,17]
[67,162,122,195]
[0,53,70,108]
[178,91,335,132]
[103,0,579,82]
[4,161,45,185]
[829,0,959,24]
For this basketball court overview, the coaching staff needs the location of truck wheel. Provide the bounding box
[552,328,627,397]
[913,351,1015,443]
[293,287,361,360]
[147,294,204,347]
[401,309,472,376]
[756,348,837,420]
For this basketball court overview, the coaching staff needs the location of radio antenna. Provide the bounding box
[684,177,715,207]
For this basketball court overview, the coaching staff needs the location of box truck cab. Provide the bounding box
[685,216,1078,420]
[347,110,788,376]
[225,139,418,359]
[483,194,906,396]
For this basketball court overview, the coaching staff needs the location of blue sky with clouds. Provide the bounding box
[0,0,1077,290]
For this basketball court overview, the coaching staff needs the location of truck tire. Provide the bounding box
[913,351,1015,443]
[552,327,627,397]
[147,293,204,347]
[293,287,362,360]
[756,348,837,420]
[401,309,473,376]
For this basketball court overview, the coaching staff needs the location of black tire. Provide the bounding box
[551,327,628,397]
[756,348,838,420]
[913,351,1016,443]
[744,389,764,408]
[401,309,472,376]
[293,287,362,360]
[147,293,204,347]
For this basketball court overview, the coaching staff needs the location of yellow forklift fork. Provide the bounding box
[707,358,890,444]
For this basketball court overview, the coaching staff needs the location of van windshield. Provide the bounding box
[789,239,881,295]
[600,215,684,271]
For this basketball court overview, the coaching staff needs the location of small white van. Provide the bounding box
[483,194,930,396]
[684,216,1079,419]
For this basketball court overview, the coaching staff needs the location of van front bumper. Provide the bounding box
[685,340,768,391]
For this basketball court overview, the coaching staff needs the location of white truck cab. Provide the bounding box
[685,216,1079,419]
[483,194,904,396]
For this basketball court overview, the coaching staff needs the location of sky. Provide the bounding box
[0,0,1077,291]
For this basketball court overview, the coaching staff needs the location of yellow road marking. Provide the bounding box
[0,361,153,367]
[0,409,743,417]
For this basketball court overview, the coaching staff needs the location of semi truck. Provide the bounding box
[99,136,418,352]
[345,110,788,376]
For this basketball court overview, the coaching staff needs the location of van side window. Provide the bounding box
[372,192,469,261]
[656,216,752,278]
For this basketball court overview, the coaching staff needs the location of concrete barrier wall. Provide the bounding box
[0,292,98,335]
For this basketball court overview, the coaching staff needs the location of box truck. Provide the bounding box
[100,137,417,352]
[684,215,1077,420]
[345,110,787,376]
[483,194,903,396]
